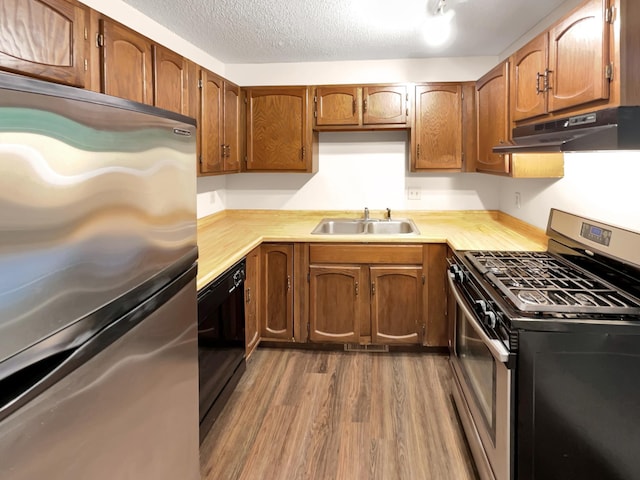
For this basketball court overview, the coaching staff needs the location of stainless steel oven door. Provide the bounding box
[448,274,512,480]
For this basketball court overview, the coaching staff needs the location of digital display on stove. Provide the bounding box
[580,222,611,246]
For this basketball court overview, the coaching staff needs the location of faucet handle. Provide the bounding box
[386,208,391,220]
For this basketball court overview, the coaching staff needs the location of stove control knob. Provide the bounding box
[474,300,487,313]
[448,264,465,283]
[484,311,497,328]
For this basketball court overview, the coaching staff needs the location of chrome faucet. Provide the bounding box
[386,208,391,220]
[363,207,369,220]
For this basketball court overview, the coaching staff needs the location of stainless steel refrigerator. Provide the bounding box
[0,72,200,479]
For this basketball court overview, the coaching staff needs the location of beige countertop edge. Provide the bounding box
[196,210,548,290]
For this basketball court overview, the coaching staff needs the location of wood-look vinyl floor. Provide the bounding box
[200,349,478,480]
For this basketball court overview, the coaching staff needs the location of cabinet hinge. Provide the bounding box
[244,97,248,104]
[96,33,104,48]
[83,58,88,71]
[605,6,615,23]
[314,110,317,118]
[313,95,317,103]
[307,322,310,335]
[307,272,310,282]
[405,93,409,101]
[84,27,88,41]
[605,63,614,80]
[244,156,248,165]
[422,275,425,285]
[197,79,203,89]
[198,155,203,165]
[301,146,305,160]
[417,144,421,158]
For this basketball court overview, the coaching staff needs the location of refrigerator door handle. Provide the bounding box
[0,263,197,423]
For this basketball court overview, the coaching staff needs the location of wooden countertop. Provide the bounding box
[197,209,548,290]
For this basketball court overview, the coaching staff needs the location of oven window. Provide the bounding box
[456,307,497,443]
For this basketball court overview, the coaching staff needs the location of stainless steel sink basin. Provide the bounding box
[311,218,419,235]
[311,219,366,234]
[365,220,418,234]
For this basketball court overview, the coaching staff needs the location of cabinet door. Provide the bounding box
[223,81,241,172]
[245,246,260,358]
[0,0,86,87]
[413,84,462,170]
[511,34,548,121]
[477,63,510,174]
[153,44,188,115]
[548,0,609,113]
[261,244,294,341]
[100,20,153,105]
[370,266,422,344]
[309,265,362,343]
[199,68,223,174]
[363,85,407,125]
[246,87,310,171]
[315,86,361,126]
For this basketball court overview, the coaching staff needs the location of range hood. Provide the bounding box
[493,107,640,153]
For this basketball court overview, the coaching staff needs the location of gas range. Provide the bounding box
[465,250,640,315]
[450,210,640,337]
[448,209,640,480]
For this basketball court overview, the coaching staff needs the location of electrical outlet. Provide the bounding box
[515,192,521,209]
[407,188,421,200]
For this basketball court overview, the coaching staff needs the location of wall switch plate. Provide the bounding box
[407,188,421,200]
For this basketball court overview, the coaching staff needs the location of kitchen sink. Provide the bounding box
[311,218,420,235]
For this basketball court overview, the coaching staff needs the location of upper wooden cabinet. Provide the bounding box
[510,0,610,122]
[199,69,241,175]
[363,85,408,125]
[153,44,189,115]
[245,86,317,172]
[99,19,153,105]
[313,84,409,130]
[0,0,87,87]
[476,62,510,175]
[412,84,463,171]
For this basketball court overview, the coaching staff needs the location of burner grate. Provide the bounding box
[465,251,640,314]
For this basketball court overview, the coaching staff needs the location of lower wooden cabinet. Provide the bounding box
[370,266,423,344]
[308,244,426,346]
[309,266,362,343]
[237,242,449,349]
[261,244,294,341]
[245,246,261,357]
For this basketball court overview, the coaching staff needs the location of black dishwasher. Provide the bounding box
[197,259,246,442]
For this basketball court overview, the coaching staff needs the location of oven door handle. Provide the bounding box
[448,274,510,364]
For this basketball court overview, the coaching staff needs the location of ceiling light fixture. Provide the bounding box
[423,0,456,47]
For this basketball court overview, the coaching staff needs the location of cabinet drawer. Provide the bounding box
[309,244,422,264]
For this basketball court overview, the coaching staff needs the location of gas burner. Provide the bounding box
[573,292,597,307]
[517,290,549,305]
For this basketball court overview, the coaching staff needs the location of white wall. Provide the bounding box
[224,131,500,211]
[498,151,640,231]
[225,56,496,86]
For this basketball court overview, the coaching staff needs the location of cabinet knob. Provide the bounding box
[355,281,359,297]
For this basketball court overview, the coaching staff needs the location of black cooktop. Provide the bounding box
[465,251,640,315]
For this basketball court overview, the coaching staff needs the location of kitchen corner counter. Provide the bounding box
[197,209,548,290]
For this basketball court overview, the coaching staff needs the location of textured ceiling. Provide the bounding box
[120,0,568,64]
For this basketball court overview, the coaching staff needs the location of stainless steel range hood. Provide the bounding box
[493,107,640,153]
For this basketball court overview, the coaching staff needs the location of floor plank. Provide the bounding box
[200,349,478,480]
